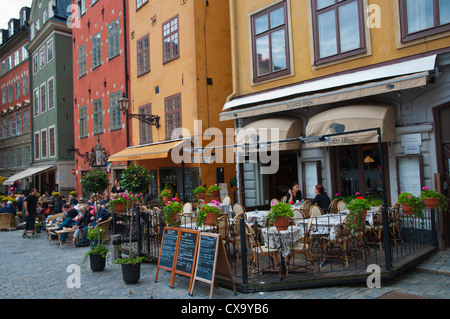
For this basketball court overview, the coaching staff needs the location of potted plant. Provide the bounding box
[196,200,222,227]
[398,192,425,217]
[35,219,43,233]
[207,184,221,197]
[345,196,371,229]
[109,193,128,214]
[52,191,60,198]
[87,227,104,247]
[117,164,153,283]
[420,187,448,210]
[193,185,207,200]
[267,202,294,231]
[82,244,110,272]
[159,185,175,204]
[162,198,182,227]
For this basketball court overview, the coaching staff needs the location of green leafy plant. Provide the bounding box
[120,164,153,195]
[114,255,149,265]
[159,185,174,198]
[193,186,207,194]
[87,227,104,241]
[196,201,222,227]
[345,197,371,229]
[81,169,110,195]
[207,184,221,195]
[398,192,425,217]
[267,202,294,225]
[421,187,448,211]
[82,244,110,268]
[162,199,182,226]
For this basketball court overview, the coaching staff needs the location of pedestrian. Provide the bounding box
[23,189,38,238]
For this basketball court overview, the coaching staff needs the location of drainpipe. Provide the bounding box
[226,0,237,103]
[123,0,130,148]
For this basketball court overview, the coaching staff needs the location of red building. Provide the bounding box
[0,7,32,193]
[71,0,130,198]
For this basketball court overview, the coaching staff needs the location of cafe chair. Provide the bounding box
[328,199,339,214]
[232,203,245,216]
[321,217,352,267]
[216,215,232,262]
[180,212,196,229]
[245,223,279,275]
[270,198,279,206]
[280,196,287,203]
[182,202,193,213]
[228,212,247,258]
[96,217,113,243]
[365,206,384,250]
[221,196,231,206]
[389,202,402,247]
[292,208,304,224]
[300,200,311,218]
[337,201,347,211]
[286,218,316,274]
[309,205,324,218]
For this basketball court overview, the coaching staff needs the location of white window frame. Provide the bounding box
[34,131,40,160]
[41,128,47,159]
[47,77,54,110]
[48,125,56,158]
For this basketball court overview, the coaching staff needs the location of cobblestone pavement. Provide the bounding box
[1,230,449,301]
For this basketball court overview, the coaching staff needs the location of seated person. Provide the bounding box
[57,204,79,242]
[68,194,78,207]
[72,205,90,245]
[76,205,110,246]
[1,201,17,215]
[286,182,302,205]
[311,184,331,213]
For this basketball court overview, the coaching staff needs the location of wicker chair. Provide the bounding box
[321,217,353,267]
[221,196,231,205]
[0,213,16,231]
[337,201,347,211]
[291,208,304,224]
[328,199,339,214]
[300,200,311,218]
[270,198,280,206]
[179,212,196,229]
[232,203,245,217]
[365,206,383,250]
[227,212,247,257]
[389,202,402,247]
[309,205,324,217]
[286,218,316,274]
[96,217,113,243]
[245,223,279,274]
[182,202,193,213]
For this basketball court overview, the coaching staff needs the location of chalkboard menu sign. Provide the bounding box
[175,231,199,275]
[195,235,217,282]
[155,227,179,283]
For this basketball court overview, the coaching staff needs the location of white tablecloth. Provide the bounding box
[261,226,302,257]
[245,210,270,227]
[297,214,346,241]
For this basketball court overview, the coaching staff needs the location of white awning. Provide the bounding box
[3,165,53,185]
[220,55,436,121]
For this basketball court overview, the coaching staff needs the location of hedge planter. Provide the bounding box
[121,263,141,284]
[90,254,106,272]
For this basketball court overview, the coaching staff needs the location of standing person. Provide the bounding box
[23,189,38,238]
[311,184,331,213]
[111,179,124,195]
[287,182,302,204]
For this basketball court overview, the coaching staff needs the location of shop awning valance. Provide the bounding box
[235,117,303,152]
[220,55,436,121]
[305,104,396,146]
[108,139,189,162]
[3,165,53,186]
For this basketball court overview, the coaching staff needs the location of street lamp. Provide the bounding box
[118,91,160,128]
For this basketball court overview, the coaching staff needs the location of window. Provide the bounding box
[48,78,54,109]
[49,126,56,157]
[399,0,450,42]
[162,16,179,63]
[33,54,38,74]
[40,83,46,113]
[47,40,53,62]
[92,32,101,69]
[34,131,40,160]
[14,51,19,66]
[8,115,15,137]
[16,147,21,167]
[2,89,6,105]
[2,119,7,139]
[165,94,181,139]
[41,129,47,158]
[15,82,20,100]
[93,98,103,135]
[23,109,30,134]
[24,145,31,167]
[79,105,88,138]
[23,76,28,96]
[8,85,12,103]
[16,112,21,136]
[22,46,28,61]
[137,34,150,76]
[109,92,122,130]
[137,0,148,10]
[78,44,87,77]
[33,88,39,116]
[139,104,152,144]
[108,19,120,59]
[43,10,48,24]
[251,1,290,82]
[9,149,14,169]
[311,0,366,65]
[39,46,45,68]
[78,0,86,18]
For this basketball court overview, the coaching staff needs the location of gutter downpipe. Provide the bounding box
[123,0,130,148]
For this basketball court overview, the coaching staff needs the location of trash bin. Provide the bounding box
[111,234,122,262]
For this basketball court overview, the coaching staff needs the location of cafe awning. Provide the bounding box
[235,117,302,152]
[220,55,436,121]
[108,139,189,162]
[305,104,396,146]
[3,165,53,186]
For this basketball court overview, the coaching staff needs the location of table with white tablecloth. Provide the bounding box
[260,225,303,258]
[245,210,270,227]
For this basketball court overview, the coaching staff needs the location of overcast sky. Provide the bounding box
[0,0,33,30]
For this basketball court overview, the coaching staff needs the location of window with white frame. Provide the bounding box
[49,126,56,157]
[108,19,120,59]
[41,129,47,158]
[40,83,46,113]
[16,112,21,136]
[8,85,12,103]
[79,105,88,138]
[33,88,39,116]
[78,44,87,77]
[137,0,148,10]
[109,91,122,130]
[23,76,28,96]
[48,78,54,109]
[93,98,103,135]
[47,39,53,62]
[15,82,20,100]
[34,131,40,160]
[92,32,101,69]
[39,46,45,68]
[33,54,38,74]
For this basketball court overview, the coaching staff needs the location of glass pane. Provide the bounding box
[317,0,335,10]
[255,14,268,35]
[406,0,434,33]
[318,10,337,58]
[440,0,450,25]
[271,29,287,72]
[362,144,382,200]
[339,145,360,197]
[339,1,360,52]
[270,7,284,29]
[255,35,270,76]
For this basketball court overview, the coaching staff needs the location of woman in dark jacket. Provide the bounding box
[311,184,331,213]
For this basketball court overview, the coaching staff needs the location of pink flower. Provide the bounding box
[335,193,340,196]
[167,190,171,194]
[355,192,360,195]
[408,195,412,198]
[423,187,430,190]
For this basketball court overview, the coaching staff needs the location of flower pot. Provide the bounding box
[114,202,125,215]
[90,254,106,272]
[164,212,179,226]
[209,190,220,197]
[424,198,439,209]
[162,196,171,203]
[274,216,290,231]
[196,193,205,200]
[204,212,218,226]
[401,204,414,215]
[121,262,141,284]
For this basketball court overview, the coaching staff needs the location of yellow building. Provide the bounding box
[110,0,235,202]
[221,0,450,231]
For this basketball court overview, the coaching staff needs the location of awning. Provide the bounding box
[305,104,396,146]
[235,117,302,152]
[108,139,189,162]
[220,55,436,121]
[3,165,53,185]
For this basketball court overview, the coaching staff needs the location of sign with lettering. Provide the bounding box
[155,227,179,281]
[171,229,199,290]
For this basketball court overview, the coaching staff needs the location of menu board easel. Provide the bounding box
[171,228,200,290]
[189,233,236,299]
[155,227,179,283]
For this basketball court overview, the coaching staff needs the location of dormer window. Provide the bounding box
[36,19,40,31]
[9,21,14,37]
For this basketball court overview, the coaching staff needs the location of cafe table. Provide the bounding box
[245,210,270,227]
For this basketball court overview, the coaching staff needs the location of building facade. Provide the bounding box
[26,0,75,196]
[108,0,235,201]
[221,0,450,247]
[71,0,129,199]
[0,7,32,194]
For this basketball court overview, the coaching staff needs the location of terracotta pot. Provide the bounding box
[196,193,205,200]
[162,196,171,203]
[401,204,414,215]
[274,216,290,231]
[204,212,218,226]
[164,212,179,226]
[424,198,439,209]
[209,190,220,197]
[114,202,125,214]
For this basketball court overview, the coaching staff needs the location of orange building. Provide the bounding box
[108,0,235,201]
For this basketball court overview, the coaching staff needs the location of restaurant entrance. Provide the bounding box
[330,143,390,200]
